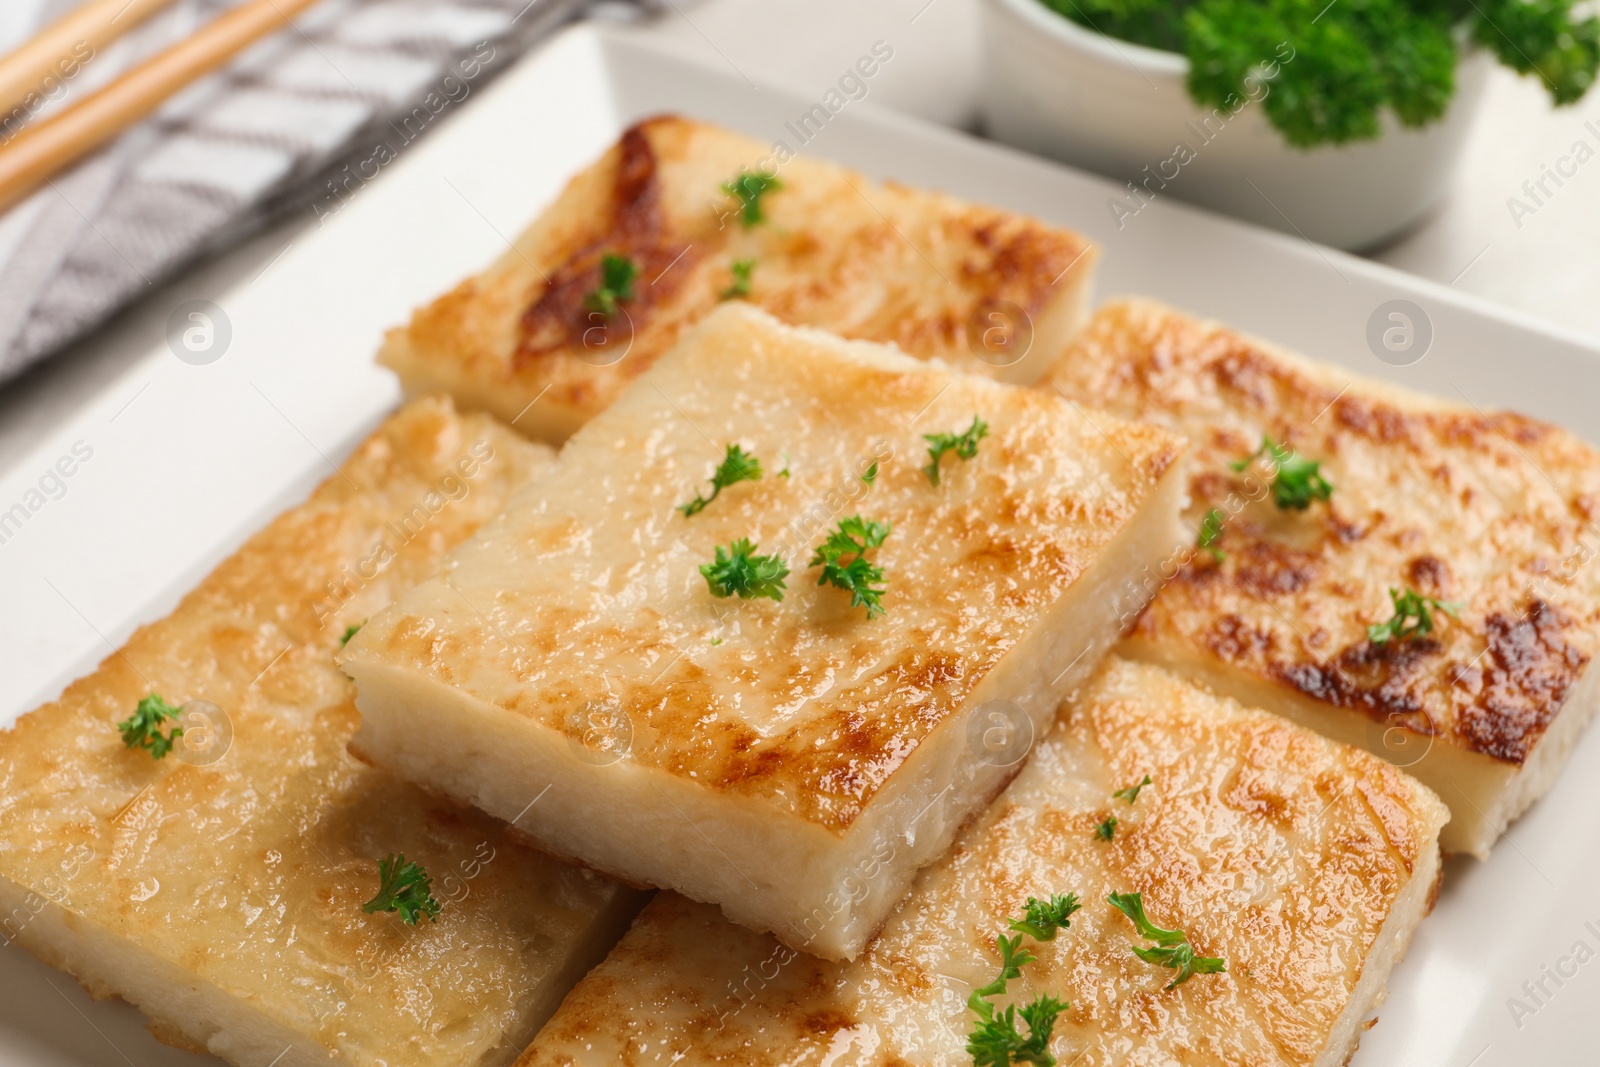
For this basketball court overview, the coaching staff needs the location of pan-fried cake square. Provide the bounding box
[1042,298,1600,857]
[377,113,1097,443]
[518,657,1448,1067]
[342,304,1187,961]
[0,398,643,1067]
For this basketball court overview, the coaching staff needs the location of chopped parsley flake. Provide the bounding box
[1367,586,1462,644]
[117,694,185,760]
[700,539,790,602]
[1113,775,1152,804]
[967,994,1067,1067]
[924,416,989,486]
[722,170,783,227]
[1007,893,1082,942]
[966,894,1079,1066]
[1196,508,1226,561]
[1107,891,1226,990]
[363,853,441,925]
[1230,435,1333,510]
[1095,816,1118,841]
[584,253,638,318]
[809,515,891,619]
[680,443,764,517]
[720,258,756,300]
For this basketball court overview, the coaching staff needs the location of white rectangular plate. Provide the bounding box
[0,23,1592,1067]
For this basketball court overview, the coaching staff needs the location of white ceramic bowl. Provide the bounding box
[980,0,1491,250]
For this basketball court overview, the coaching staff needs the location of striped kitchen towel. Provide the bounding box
[0,0,639,385]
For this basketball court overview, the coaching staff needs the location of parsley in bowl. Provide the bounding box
[981,0,1597,248]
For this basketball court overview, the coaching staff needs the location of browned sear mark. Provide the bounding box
[1459,599,1588,763]
[516,120,696,366]
[1269,597,1586,765]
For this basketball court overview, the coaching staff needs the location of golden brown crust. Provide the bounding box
[354,307,1184,834]
[1044,298,1600,766]
[0,399,638,1066]
[519,658,1447,1067]
[381,115,1097,442]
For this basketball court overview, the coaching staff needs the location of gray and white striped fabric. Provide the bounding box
[0,0,629,385]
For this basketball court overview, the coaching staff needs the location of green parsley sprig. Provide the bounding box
[967,895,1080,1066]
[722,170,783,226]
[924,415,989,486]
[363,853,441,926]
[1107,891,1226,990]
[1367,586,1462,644]
[862,461,878,485]
[968,994,1067,1067]
[1096,816,1118,841]
[340,623,363,647]
[584,253,638,318]
[680,443,764,517]
[1043,0,1599,148]
[809,515,891,618]
[1196,508,1226,562]
[720,258,756,300]
[1113,775,1152,804]
[1230,435,1333,510]
[700,539,790,602]
[1007,893,1082,941]
[968,933,1036,1019]
[117,694,185,760]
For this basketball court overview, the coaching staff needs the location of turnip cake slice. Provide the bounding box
[378,113,1097,443]
[342,304,1187,961]
[518,657,1448,1067]
[0,398,644,1067]
[1042,297,1600,857]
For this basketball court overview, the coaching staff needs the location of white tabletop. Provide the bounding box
[0,0,1595,474]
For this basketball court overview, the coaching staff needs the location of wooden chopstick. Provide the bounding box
[0,0,181,120]
[0,0,327,215]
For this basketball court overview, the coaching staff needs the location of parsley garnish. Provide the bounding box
[363,853,441,925]
[1044,0,1598,147]
[1196,508,1226,562]
[1095,816,1118,841]
[809,515,891,618]
[700,539,790,602]
[117,694,185,760]
[863,461,878,485]
[1007,893,1082,941]
[722,170,783,227]
[1367,587,1462,645]
[1230,435,1333,510]
[679,443,764,517]
[340,623,363,647]
[966,895,1079,1066]
[1107,892,1226,990]
[1113,775,1152,804]
[584,253,638,318]
[720,258,756,300]
[968,995,1066,1067]
[923,416,989,486]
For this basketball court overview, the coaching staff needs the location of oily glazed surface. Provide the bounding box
[520,658,1447,1067]
[380,113,1095,438]
[348,306,1183,833]
[1044,299,1600,766]
[0,399,632,1065]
